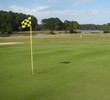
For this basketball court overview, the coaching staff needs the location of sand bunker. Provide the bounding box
[0,42,23,45]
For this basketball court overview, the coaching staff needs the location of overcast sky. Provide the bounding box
[0,0,110,24]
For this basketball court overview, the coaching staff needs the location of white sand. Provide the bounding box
[0,42,23,45]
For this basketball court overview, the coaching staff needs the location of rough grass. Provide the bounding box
[15,30,66,34]
[1,34,110,100]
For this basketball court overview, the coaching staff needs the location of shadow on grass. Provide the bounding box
[37,61,71,74]
[60,62,71,64]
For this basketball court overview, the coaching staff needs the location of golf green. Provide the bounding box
[0,34,110,100]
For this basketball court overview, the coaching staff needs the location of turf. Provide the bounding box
[1,34,110,100]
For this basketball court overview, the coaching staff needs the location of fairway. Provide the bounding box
[1,34,110,100]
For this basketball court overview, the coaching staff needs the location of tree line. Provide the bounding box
[38,18,80,33]
[80,24,110,31]
[0,10,38,34]
[0,10,80,34]
[0,10,110,34]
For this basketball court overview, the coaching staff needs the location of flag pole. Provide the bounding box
[30,25,34,75]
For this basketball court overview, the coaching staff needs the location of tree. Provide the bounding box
[64,20,79,33]
[0,10,38,33]
[41,17,64,31]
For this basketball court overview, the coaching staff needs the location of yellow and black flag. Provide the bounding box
[21,17,34,75]
[21,17,31,28]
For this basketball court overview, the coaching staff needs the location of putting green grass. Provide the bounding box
[1,34,110,100]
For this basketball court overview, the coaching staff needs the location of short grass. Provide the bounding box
[1,34,110,100]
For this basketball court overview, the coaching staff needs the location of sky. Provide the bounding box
[0,0,110,24]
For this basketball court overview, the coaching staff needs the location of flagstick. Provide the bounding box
[30,26,34,75]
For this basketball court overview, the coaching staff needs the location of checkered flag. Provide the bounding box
[21,16,34,75]
[21,17,31,28]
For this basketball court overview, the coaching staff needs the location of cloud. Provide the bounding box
[9,5,49,14]
[9,5,110,24]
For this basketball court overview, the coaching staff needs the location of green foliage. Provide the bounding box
[7,27,13,34]
[1,10,110,34]
[0,10,38,33]
[49,30,55,35]
[41,17,64,30]
[64,20,79,33]
[104,30,110,33]
[80,23,110,31]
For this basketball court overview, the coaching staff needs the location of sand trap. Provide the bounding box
[0,42,23,45]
